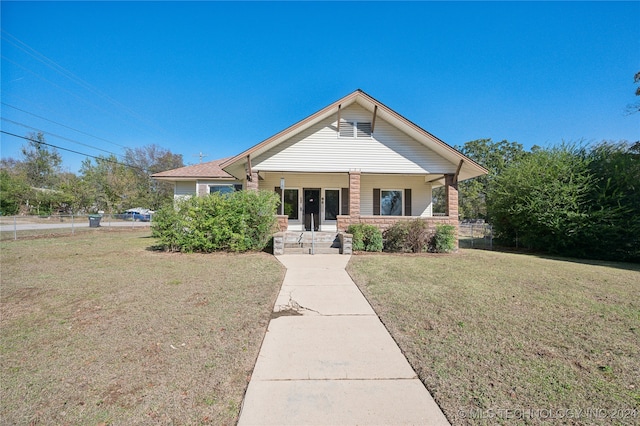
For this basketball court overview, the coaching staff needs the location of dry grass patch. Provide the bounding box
[1,230,284,425]
[347,250,640,425]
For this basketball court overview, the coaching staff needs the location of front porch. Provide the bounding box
[265,171,460,236]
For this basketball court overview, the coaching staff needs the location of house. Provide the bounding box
[152,89,488,247]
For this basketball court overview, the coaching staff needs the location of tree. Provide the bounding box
[123,145,184,209]
[433,139,526,219]
[0,168,31,215]
[626,71,640,114]
[585,141,640,261]
[80,155,139,213]
[20,132,62,189]
[487,144,593,255]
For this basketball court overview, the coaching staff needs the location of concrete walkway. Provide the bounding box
[238,254,450,426]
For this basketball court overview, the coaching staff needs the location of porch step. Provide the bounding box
[284,232,340,244]
[283,246,341,255]
[281,232,342,254]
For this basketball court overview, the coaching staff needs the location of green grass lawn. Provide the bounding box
[0,230,284,425]
[347,250,640,425]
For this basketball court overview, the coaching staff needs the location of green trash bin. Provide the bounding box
[88,215,101,228]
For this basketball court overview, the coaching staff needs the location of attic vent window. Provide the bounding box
[339,121,371,138]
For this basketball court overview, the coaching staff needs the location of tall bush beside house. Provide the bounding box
[152,190,279,253]
[347,223,383,252]
[431,224,456,253]
[487,144,593,255]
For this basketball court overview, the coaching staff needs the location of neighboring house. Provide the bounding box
[152,89,488,240]
[152,157,243,198]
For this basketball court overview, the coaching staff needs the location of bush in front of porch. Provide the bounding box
[152,190,279,253]
[383,219,456,253]
[347,223,383,252]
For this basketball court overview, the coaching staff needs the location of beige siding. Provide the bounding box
[175,181,196,199]
[259,172,431,218]
[259,172,349,190]
[360,174,432,216]
[252,104,456,174]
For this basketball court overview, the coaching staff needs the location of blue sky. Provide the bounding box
[1,1,638,173]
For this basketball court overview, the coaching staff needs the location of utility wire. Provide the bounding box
[2,30,170,137]
[1,118,125,159]
[0,130,144,172]
[1,55,134,128]
[1,102,127,149]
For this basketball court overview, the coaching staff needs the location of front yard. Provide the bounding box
[347,251,640,425]
[0,230,284,425]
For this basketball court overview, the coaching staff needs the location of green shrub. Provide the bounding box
[384,219,429,253]
[347,223,383,252]
[151,190,279,253]
[383,221,409,252]
[430,224,456,253]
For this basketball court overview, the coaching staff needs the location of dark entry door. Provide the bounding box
[304,189,320,231]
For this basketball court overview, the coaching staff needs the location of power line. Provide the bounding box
[1,102,127,149]
[0,130,144,172]
[1,30,170,137]
[1,118,125,159]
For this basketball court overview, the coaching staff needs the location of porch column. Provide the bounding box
[445,174,458,219]
[246,172,259,191]
[349,171,361,219]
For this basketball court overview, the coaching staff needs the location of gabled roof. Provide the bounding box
[221,89,488,181]
[151,157,235,181]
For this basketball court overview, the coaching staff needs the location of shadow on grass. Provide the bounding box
[487,245,640,272]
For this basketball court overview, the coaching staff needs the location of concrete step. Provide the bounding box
[285,242,340,249]
[283,246,341,255]
[284,232,339,244]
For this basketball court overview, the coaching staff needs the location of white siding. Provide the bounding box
[252,104,456,174]
[360,174,432,216]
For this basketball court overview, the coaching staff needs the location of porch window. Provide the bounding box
[381,190,403,216]
[276,187,299,219]
[325,189,340,220]
[283,189,299,220]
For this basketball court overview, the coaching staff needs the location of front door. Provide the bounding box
[304,188,320,231]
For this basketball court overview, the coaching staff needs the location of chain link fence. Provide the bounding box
[0,214,152,241]
[459,221,493,250]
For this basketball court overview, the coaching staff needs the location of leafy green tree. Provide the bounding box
[433,139,526,219]
[627,71,640,114]
[487,144,593,255]
[20,133,62,189]
[585,141,640,261]
[124,145,184,209]
[80,155,139,213]
[0,168,31,215]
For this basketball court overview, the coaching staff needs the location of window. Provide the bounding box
[283,189,299,220]
[209,185,235,195]
[339,121,371,138]
[381,190,403,216]
[324,189,340,220]
[209,184,241,194]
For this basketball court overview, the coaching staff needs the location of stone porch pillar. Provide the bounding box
[246,172,259,191]
[445,174,458,219]
[349,171,361,220]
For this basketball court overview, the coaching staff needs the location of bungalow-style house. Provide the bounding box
[152,90,487,249]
